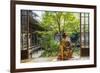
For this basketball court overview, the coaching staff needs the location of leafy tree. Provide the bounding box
[41,11,80,36]
[38,11,80,57]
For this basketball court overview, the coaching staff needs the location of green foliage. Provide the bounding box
[37,31,59,57]
[41,11,80,36]
[36,11,80,57]
[41,39,59,57]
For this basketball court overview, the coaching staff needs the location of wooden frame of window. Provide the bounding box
[11,0,97,72]
[80,13,90,57]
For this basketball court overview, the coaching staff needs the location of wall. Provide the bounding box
[0,0,100,73]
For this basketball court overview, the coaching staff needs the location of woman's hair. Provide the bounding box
[62,33,67,38]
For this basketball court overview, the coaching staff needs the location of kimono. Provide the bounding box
[58,38,73,60]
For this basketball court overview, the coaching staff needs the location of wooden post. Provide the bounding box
[26,10,30,59]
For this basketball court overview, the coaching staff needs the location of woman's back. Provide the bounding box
[58,37,73,60]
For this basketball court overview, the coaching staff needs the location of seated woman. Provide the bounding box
[58,33,73,60]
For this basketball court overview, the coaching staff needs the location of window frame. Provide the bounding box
[11,1,97,72]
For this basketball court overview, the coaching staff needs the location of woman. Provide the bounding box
[58,33,73,60]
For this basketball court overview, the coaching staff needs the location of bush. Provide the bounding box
[39,31,59,57]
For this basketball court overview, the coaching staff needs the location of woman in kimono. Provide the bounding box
[58,33,73,60]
